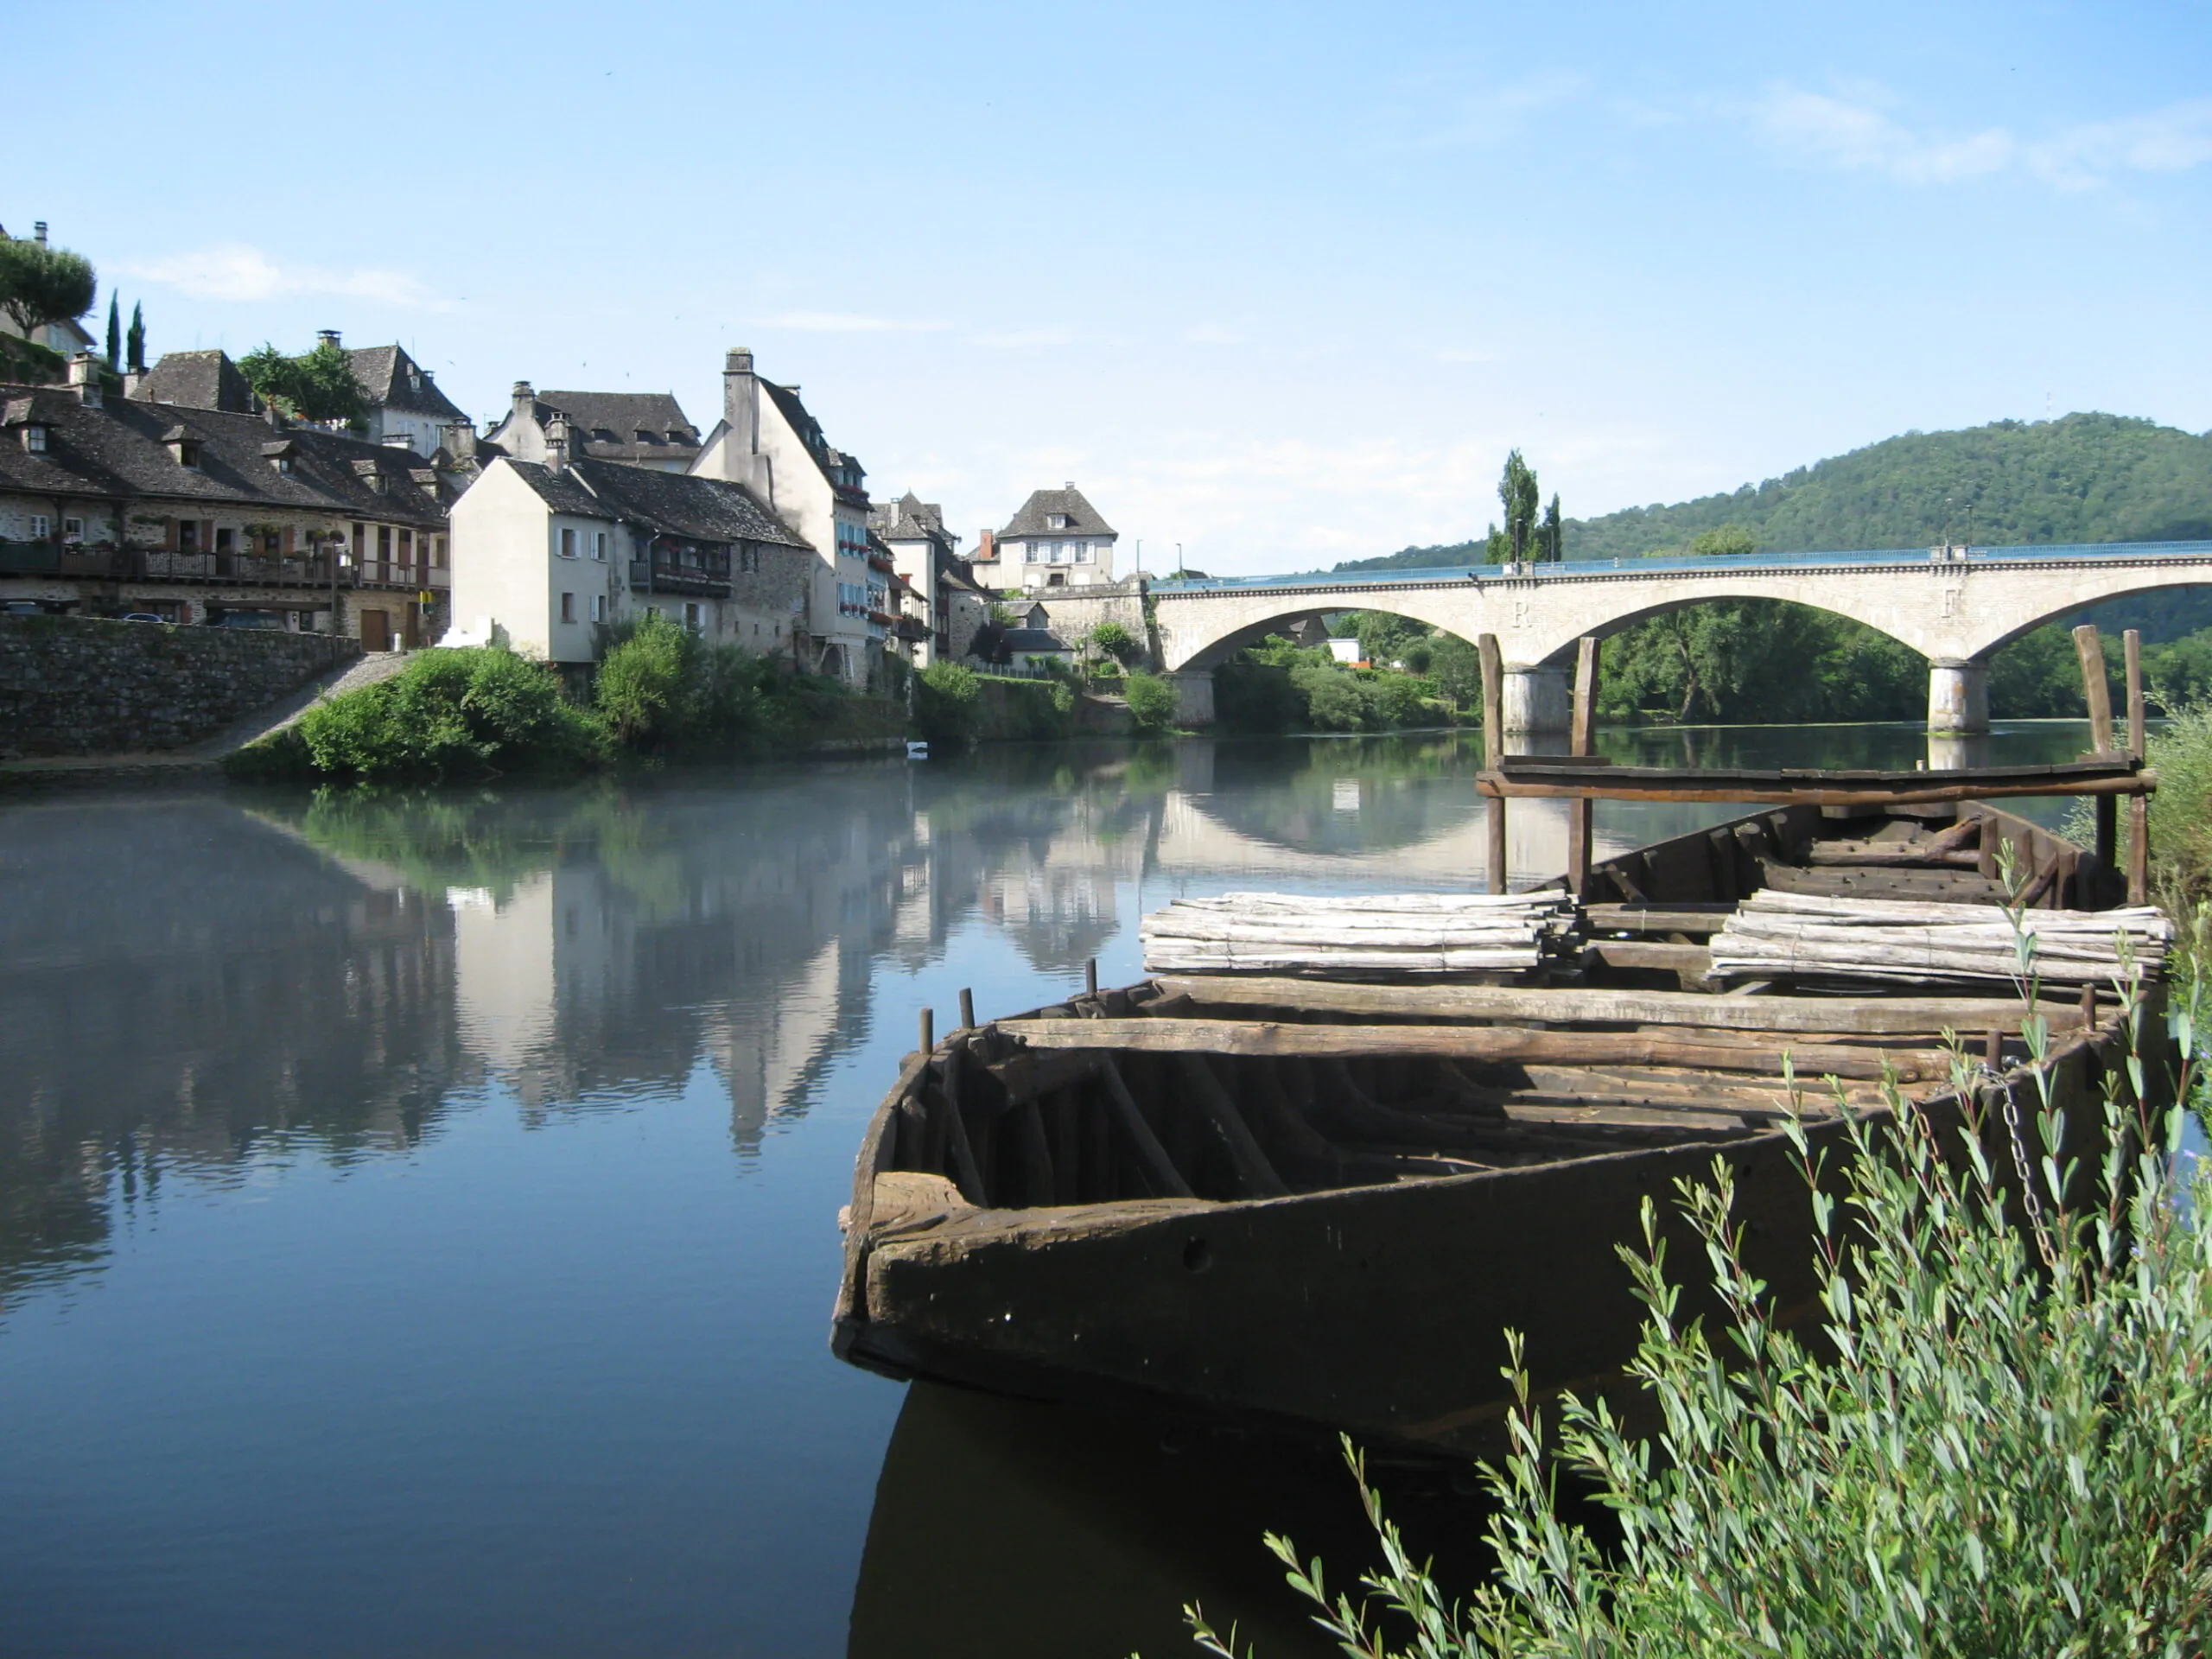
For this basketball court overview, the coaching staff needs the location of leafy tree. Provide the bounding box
[104,294,120,372]
[0,232,96,340]
[239,337,368,428]
[125,302,145,373]
[1688,523,1757,557]
[1122,671,1179,732]
[914,659,982,741]
[1086,620,1141,664]
[1539,493,1562,562]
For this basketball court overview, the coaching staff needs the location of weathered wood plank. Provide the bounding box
[1096,1056,1196,1199]
[1149,974,2084,1033]
[1478,768,2155,806]
[1173,1052,1291,1198]
[999,1017,1950,1081]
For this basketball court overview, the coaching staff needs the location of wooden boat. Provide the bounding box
[831,798,2168,1460]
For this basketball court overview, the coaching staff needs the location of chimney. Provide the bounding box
[977,529,995,563]
[317,329,341,351]
[546,413,569,475]
[723,347,759,453]
[67,351,101,406]
[441,418,478,461]
[33,222,48,245]
[124,369,148,399]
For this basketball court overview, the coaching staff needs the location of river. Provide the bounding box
[0,721,2131,1656]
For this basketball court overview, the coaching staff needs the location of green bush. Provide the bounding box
[915,659,982,741]
[1088,620,1141,664]
[1124,671,1178,732]
[1192,959,2212,1657]
[593,611,784,753]
[296,646,602,782]
[1293,664,1368,730]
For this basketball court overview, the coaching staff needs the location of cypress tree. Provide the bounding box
[125,301,145,372]
[105,293,120,371]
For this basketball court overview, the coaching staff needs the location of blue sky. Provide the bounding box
[17,1,2210,572]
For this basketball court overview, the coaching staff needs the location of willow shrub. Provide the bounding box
[1190,957,2212,1656]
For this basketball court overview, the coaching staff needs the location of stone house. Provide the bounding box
[337,334,473,457]
[447,439,813,668]
[972,483,1119,592]
[0,353,456,647]
[690,349,879,687]
[484,384,704,474]
[870,491,971,667]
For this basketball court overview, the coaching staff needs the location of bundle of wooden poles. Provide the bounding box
[1707,889,2173,987]
[1140,891,1579,976]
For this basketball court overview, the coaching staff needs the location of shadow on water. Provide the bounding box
[848,1383,1495,1659]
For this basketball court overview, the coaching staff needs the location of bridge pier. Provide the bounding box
[1927,658,1989,736]
[1501,664,1572,747]
[1166,669,1215,728]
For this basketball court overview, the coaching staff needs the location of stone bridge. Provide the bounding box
[1147,540,2212,734]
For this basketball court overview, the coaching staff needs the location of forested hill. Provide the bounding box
[1336,414,2212,572]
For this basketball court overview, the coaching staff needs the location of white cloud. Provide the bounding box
[1181,324,1243,346]
[1758,86,2212,190]
[120,244,443,308]
[765,310,948,333]
[969,326,1074,347]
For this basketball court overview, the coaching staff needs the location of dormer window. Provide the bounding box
[162,427,202,469]
[23,423,48,453]
[263,439,296,474]
[1046,512,1070,530]
[353,458,386,493]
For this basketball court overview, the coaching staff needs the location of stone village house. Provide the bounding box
[0,354,456,648]
[447,430,814,673]
[868,491,992,667]
[484,385,704,474]
[690,350,882,688]
[969,483,1119,593]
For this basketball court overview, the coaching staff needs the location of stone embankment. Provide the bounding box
[0,613,360,759]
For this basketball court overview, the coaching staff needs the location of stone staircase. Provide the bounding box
[186,651,411,758]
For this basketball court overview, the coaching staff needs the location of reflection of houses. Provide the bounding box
[1,356,455,645]
[448,442,814,664]
[483,382,704,474]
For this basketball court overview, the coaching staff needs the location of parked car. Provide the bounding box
[208,610,283,630]
[3,600,46,615]
[118,613,168,624]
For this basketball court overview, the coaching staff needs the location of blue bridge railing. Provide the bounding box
[1148,539,2212,594]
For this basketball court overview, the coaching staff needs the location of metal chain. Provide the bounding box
[1983,1061,2051,1251]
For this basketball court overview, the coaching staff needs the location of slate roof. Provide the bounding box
[869,491,955,546]
[998,486,1117,540]
[505,457,810,549]
[133,350,260,414]
[493,389,702,467]
[1000,627,1069,652]
[0,384,451,525]
[347,344,468,422]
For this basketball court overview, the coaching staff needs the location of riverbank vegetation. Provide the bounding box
[1185,931,2212,1656]
[228,614,900,783]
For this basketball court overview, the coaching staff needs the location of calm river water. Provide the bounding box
[0,721,2109,1657]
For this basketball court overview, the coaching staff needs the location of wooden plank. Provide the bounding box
[1150,974,2084,1033]
[1480,632,1505,895]
[1172,1052,1290,1198]
[938,1047,987,1205]
[2074,625,2115,753]
[1590,940,1712,974]
[1492,757,2141,785]
[1584,903,1736,936]
[1000,1017,1951,1081]
[1478,769,2155,806]
[1096,1056,1196,1198]
[1568,634,1600,898]
[2126,628,2151,906]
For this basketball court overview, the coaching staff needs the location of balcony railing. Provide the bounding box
[628,559,731,598]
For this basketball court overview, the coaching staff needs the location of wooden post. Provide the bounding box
[1085,957,1098,997]
[1479,632,1506,895]
[958,987,976,1031]
[1567,635,1600,896]
[918,1007,934,1054]
[2126,628,2150,905]
[2075,625,2117,874]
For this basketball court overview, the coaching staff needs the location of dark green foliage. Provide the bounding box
[1598,601,1923,723]
[1215,635,1452,734]
[1087,620,1141,664]
[103,294,119,372]
[1123,671,1178,732]
[293,647,603,782]
[914,659,982,741]
[1340,414,2212,572]
[591,611,811,753]
[125,302,144,373]
[0,232,96,340]
[239,338,369,429]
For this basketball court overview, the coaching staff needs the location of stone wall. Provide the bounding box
[0,615,360,758]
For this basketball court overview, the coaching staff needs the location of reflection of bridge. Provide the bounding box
[1150,541,2212,735]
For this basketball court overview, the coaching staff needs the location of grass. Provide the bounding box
[1179,903,2212,1656]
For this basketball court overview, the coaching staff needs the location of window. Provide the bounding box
[178,519,200,553]
[560,592,575,623]
[353,523,367,561]
[591,594,607,622]
[683,602,703,633]
[739,545,759,574]
[432,537,447,569]
[1046,512,1069,530]
[62,517,82,542]
[378,525,392,567]
[29,513,50,538]
[592,531,607,562]
[215,526,235,553]
[560,526,576,559]
[398,530,414,569]
[23,425,47,453]
[1025,542,1041,564]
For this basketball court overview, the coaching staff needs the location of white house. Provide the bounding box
[971,484,1119,592]
[690,349,880,687]
[868,492,965,666]
[484,383,703,474]
[448,431,813,667]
